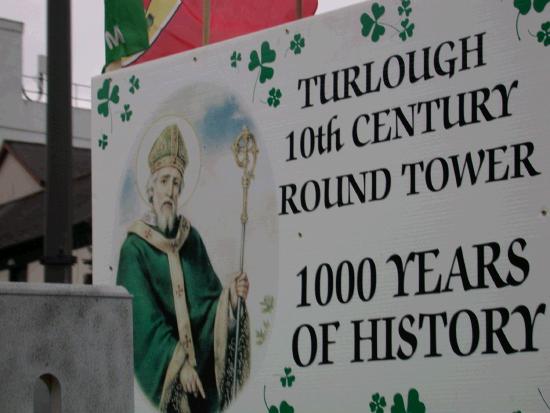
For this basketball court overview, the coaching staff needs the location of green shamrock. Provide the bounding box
[230,51,242,68]
[514,0,532,14]
[511,0,549,40]
[129,75,140,94]
[260,295,275,313]
[513,0,549,15]
[98,134,108,150]
[398,0,412,17]
[280,367,295,388]
[120,104,133,122]
[268,401,294,413]
[513,0,530,40]
[290,33,305,55]
[267,88,282,108]
[399,18,415,41]
[391,389,426,413]
[537,21,550,46]
[370,393,387,413]
[248,41,277,84]
[361,3,386,42]
[534,0,550,12]
[96,78,120,117]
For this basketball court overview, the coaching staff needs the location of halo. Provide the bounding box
[135,114,201,207]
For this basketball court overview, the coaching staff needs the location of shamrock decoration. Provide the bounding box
[256,320,271,345]
[515,0,550,14]
[248,41,277,84]
[256,330,266,345]
[370,393,387,413]
[98,134,108,150]
[280,367,295,388]
[231,51,242,68]
[398,0,412,17]
[260,295,275,313]
[512,0,550,41]
[263,384,294,413]
[267,88,282,108]
[515,0,532,14]
[268,401,294,413]
[129,75,140,94]
[361,3,386,42]
[96,78,119,117]
[120,104,133,122]
[399,18,415,41]
[534,0,550,12]
[537,21,550,46]
[290,33,305,55]
[391,389,426,413]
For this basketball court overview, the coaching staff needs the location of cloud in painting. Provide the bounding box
[119,166,141,225]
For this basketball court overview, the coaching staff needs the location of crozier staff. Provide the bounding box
[231,127,259,397]
[117,124,250,413]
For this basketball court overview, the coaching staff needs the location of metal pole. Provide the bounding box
[296,0,303,19]
[43,0,75,282]
[202,0,211,45]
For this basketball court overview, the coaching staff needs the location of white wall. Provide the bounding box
[26,261,43,283]
[0,18,90,148]
[0,283,133,412]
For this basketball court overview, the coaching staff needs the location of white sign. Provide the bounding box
[92,1,550,412]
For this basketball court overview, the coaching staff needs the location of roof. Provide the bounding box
[0,174,91,251]
[0,140,92,256]
[0,140,90,185]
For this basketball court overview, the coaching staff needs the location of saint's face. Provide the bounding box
[152,166,183,228]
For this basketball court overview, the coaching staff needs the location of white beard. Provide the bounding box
[156,205,176,234]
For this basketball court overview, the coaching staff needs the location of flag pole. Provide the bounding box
[296,0,303,19]
[203,0,211,45]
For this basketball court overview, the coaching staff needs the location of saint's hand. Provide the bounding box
[230,271,249,309]
[179,360,206,399]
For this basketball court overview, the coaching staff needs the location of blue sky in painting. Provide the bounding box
[197,95,254,153]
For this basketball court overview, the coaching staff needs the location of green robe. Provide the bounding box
[117,216,249,413]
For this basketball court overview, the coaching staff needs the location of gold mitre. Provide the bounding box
[148,124,188,175]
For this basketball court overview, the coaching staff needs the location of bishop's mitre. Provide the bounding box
[148,124,188,176]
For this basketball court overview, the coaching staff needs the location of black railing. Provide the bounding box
[22,75,91,109]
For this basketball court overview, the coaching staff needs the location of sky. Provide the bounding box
[2,0,364,87]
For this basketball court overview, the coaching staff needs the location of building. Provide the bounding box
[0,17,92,283]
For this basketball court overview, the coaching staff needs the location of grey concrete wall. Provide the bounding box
[0,18,90,147]
[0,282,133,413]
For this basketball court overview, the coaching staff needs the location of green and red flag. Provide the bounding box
[105,0,318,68]
[103,0,149,68]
